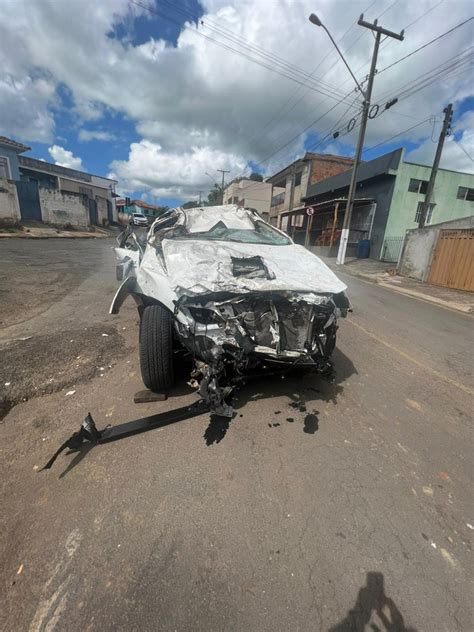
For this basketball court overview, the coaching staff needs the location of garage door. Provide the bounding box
[428,229,474,292]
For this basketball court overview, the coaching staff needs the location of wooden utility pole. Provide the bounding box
[336,15,404,264]
[217,169,230,204]
[418,103,453,228]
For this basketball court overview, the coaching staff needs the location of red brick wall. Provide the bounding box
[310,157,354,184]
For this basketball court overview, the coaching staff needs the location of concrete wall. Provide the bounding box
[398,215,474,281]
[96,196,108,226]
[384,161,474,240]
[224,179,273,219]
[0,146,21,180]
[39,187,89,227]
[268,163,311,224]
[0,178,21,225]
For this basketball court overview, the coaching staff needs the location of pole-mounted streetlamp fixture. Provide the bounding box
[308,13,365,97]
[308,12,403,264]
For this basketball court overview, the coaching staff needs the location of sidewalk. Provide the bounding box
[0,224,116,239]
[320,256,474,314]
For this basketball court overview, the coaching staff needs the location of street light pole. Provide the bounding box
[217,169,230,204]
[309,13,404,264]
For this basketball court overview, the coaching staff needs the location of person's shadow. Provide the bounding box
[329,572,417,632]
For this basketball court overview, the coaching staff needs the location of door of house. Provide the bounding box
[428,229,474,292]
[88,198,98,225]
[106,200,113,224]
[15,181,42,221]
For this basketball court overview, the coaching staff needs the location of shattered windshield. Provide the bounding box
[179,220,291,245]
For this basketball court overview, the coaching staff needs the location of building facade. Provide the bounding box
[266,152,354,225]
[0,136,117,228]
[19,156,117,227]
[288,148,474,261]
[223,178,272,221]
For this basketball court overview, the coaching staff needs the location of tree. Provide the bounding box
[249,171,263,182]
[207,184,221,206]
[182,200,198,209]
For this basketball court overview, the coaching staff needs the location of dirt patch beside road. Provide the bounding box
[0,239,112,329]
[0,324,126,420]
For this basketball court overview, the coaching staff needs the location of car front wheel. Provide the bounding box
[139,304,175,392]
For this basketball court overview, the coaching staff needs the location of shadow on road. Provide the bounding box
[201,347,357,445]
[232,348,355,409]
[203,414,231,445]
[329,572,417,632]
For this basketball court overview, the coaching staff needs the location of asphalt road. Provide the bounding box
[0,239,472,632]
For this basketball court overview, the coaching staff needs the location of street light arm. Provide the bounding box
[309,14,366,97]
[205,172,220,188]
[320,24,366,97]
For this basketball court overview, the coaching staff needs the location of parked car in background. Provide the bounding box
[112,205,350,416]
[129,212,149,227]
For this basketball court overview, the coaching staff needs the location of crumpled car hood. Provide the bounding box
[161,238,347,297]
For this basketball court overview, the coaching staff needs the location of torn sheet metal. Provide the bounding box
[161,238,346,298]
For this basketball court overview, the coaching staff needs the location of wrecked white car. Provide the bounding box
[110,205,350,416]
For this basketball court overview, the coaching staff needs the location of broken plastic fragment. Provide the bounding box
[65,390,76,396]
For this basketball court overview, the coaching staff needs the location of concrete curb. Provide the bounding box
[378,282,473,313]
[334,266,473,314]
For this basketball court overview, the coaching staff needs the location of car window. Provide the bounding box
[179,220,291,245]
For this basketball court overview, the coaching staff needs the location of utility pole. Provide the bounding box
[198,190,203,206]
[334,15,404,264]
[217,169,230,204]
[418,103,453,228]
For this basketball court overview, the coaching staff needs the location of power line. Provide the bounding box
[131,0,353,103]
[155,0,347,93]
[376,17,473,76]
[235,2,459,177]
[363,118,433,152]
[451,138,474,162]
[241,2,377,151]
[378,47,473,103]
[337,0,447,92]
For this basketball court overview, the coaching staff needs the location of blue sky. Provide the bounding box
[1,0,473,205]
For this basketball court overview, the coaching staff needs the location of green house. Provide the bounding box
[301,147,474,261]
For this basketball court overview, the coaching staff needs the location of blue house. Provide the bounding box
[0,136,30,180]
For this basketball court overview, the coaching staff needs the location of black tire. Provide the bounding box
[139,304,174,392]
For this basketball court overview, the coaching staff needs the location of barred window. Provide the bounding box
[415,201,435,223]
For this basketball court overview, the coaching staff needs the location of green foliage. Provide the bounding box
[182,201,198,209]
[207,184,221,206]
[249,171,263,182]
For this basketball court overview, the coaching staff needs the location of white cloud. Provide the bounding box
[0,75,56,142]
[48,145,84,170]
[407,110,474,174]
[110,140,247,197]
[0,0,473,196]
[78,129,116,142]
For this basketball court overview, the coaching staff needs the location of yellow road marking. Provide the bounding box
[347,318,474,396]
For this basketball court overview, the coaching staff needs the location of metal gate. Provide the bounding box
[380,236,404,262]
[106,200,113,224]
[15,181,42,221]
[428,229,474,292]
[88,198,98,225]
